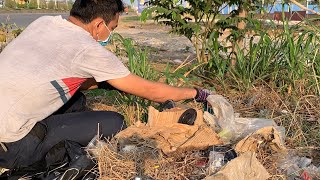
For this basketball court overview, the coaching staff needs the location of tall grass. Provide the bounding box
[202,16,320,151]
[206,18,320,95]
[111,33,160,124]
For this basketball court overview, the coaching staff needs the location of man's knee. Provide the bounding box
[111,111,127,129]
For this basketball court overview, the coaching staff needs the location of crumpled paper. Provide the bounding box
[235,126,287,154]
[116,106,223,155]
[204,152,270,180]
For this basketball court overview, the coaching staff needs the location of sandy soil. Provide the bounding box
[116,14,196,63]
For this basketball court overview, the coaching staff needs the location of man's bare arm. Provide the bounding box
[107,73,197,103]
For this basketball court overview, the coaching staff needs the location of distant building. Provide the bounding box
[136,0,319,20]
[137,0,148,13]
[137,0,190,13]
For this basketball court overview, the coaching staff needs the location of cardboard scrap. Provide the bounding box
[116,106,222,155]
[235,126,287,154]
[204,152,270,180]
[147,106,204,127]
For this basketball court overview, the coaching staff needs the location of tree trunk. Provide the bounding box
[237,7,247,31]
[231,5,247,66]
[194,37,201,63]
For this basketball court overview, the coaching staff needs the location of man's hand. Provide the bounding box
[194,88,214,102]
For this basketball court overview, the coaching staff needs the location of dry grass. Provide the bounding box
[97,139,208,180]
[221,86,320,147]
[256,145,287,179]
[87,82,319,179]
[218,86,320,178]
[87,93,146,126]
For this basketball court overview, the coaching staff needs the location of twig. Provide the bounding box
[290,0,320,16]
[294,146,320,150]
[173,55,192,73]
[311,49,320,95]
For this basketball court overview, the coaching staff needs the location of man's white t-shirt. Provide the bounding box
[0,16,130,143]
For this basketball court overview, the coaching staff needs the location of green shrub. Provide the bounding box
[141,0,261,62]
[4,0,17,8]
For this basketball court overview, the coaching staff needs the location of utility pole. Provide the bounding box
[306,0,309,14]
[261,0,265,15]
[37,0,40,9]
[45,0,48,9]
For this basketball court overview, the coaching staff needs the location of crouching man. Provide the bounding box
[0,0,212,178]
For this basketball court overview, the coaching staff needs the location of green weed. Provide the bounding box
[110,33,161,124]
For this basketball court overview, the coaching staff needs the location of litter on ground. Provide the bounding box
[89,95,319,180]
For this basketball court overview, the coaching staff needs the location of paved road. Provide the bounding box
[0,13,68,28]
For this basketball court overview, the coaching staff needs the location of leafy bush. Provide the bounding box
[141,0,261,62]
[141,1,320,94]
[4,0,17,8]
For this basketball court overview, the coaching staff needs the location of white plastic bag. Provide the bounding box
[205,95,285,142]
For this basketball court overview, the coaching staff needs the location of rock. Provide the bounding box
[173,59,183,64]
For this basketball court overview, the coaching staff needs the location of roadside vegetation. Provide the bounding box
[0,1,319,177]
[139,0,320,151]
[0,0,72,11]
[114,1,320,177]
[0,21,23,52]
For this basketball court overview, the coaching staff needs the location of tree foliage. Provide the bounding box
[141,0,261,62]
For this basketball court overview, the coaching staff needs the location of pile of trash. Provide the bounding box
[92,95,320,180]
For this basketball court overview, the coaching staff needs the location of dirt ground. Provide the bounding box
[116,14,196,63]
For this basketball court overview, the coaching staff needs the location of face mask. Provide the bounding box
[98,34,112,46]
[97,22,113,46]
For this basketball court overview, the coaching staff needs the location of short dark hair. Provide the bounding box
[70,0,124,24]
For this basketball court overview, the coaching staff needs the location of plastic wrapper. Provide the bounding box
[278,155,320,180]
[86,135,107,158]
[208,151,226,174]
[207,145,237,174]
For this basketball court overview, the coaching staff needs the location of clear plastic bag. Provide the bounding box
[208,150,225,174]
[205,95,285,142]
[86,135,107,158]
[278,154,319,180]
